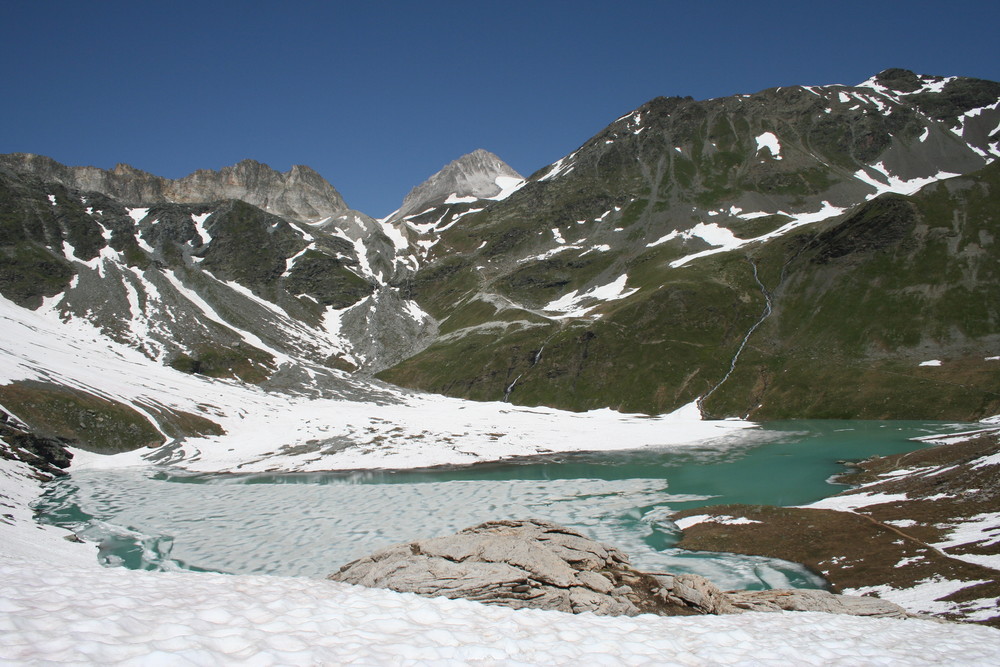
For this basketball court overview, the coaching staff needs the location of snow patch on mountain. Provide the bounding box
[854,162,962,199]
[755,132,783,160]
[444,193,478,204]
[488,175,526,201]
[543,275,638,319]
[539,153,578,182]
[668,201,847,268]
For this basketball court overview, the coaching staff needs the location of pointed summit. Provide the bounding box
[390,149,523,221]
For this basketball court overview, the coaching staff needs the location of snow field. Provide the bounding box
[3,548,1000,666]
[1,291,756,474]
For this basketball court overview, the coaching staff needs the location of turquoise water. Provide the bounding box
[34,420,973,590]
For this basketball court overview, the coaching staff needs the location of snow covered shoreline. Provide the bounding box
[2,292,761,475]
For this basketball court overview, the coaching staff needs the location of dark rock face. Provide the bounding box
[0,410,72,478]
[330,518,907,619]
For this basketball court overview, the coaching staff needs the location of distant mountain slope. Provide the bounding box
[0,161,435,391]
[378,69,1000,420]
[1,68,998,423]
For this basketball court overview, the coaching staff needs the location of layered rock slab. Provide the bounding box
[330,518,905,619]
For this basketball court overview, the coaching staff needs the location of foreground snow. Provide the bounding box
[5,556,1000,665]
[3,496,1000,666]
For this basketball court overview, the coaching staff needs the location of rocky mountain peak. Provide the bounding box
[871,68,925,93]
[390,149,523,221]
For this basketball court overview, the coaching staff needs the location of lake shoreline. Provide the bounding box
[672,431,1000,626]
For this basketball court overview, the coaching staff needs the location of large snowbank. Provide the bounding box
[2,540,1000,665]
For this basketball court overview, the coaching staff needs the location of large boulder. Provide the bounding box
[330,519,908,619]
[330,519,692,616]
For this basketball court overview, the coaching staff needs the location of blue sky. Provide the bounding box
[3,1,998,217]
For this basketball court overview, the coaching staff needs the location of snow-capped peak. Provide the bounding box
[389,149,523,222]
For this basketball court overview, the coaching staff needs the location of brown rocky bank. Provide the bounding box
[672,430,1000,627]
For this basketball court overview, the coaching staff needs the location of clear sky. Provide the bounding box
[3,1,998,217]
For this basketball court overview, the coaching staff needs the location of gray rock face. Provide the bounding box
[727,589,907,617]
[0,153,348,222]
[390,149,522,222]
[330,519,909,620]
[330,519,692,616]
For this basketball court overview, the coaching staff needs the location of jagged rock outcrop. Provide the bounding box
[389,149,522,222]
[0,153,348,222]
[0,410,72,479]
[329,519,907,619]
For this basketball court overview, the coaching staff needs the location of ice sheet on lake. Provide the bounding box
[39,469,821,590]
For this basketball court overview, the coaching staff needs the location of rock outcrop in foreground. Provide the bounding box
[330,518,905,619]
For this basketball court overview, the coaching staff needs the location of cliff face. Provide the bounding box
[0,154,348,222]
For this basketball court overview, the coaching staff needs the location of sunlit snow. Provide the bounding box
[542,274,638,319]
[443,193,478,204]
[489,175,526,201]
[853,162,961,199]
[755,132,782,160]
[660,202,845,268]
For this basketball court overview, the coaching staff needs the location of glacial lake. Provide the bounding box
[34,420,975,591]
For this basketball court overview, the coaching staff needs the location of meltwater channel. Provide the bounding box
[34,420,975,591]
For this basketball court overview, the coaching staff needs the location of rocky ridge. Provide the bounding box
[330,518,906,620]
[0,154,348,223]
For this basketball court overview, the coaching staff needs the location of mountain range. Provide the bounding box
[2,68,1000,454]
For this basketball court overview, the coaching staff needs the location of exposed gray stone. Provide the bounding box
[330,518,910,621]
[389,149,522,222]
[727,588,908,618]
[331,519,692,617]
[0,153,348,222]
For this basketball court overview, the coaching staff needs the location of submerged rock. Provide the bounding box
[329,518,907,619]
